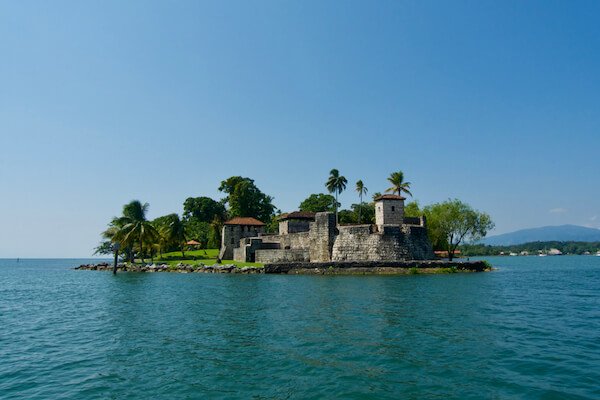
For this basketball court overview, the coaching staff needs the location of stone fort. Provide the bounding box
[219,194,434,264]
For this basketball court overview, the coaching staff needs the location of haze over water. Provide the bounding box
[1,257,599,399]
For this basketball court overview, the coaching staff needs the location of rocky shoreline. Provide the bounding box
[75,263,264,274]
[264,260,490,274]
[76,260,490,275]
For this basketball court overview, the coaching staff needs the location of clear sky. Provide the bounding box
[1,0,599,257]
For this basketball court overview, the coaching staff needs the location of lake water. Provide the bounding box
[1,256,599,399]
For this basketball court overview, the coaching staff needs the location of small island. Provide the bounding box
[85,170,493,275]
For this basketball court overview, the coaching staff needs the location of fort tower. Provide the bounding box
[374,194,405,231]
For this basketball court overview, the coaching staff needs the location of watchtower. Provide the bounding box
[374,194,405,230]
[219,217,265,260]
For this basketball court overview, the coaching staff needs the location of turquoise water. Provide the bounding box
[1,257,599,399]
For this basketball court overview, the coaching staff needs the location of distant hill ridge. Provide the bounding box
[481,225,600,246]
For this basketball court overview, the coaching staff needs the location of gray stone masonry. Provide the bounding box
[221,209,433,264]
[278,220,311,235]
[309,212,337,262]
[219,224,264,260]
[260,232,310,250]
[233,238,265,262]
[375,197,404,229]
[255,249,310,264]
[332,225,410,261]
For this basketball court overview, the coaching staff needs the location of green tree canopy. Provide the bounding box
[338,209,356,224]
[183,219,211,248]
[352,202,375,224]
[153,213,187,256]
[299,193,339,213]
[108,200,159,263]
[404,201,421,218]
[386,171,412,197]
[183,196,226,223]
[423,199,495,260]
[219,176,276,222]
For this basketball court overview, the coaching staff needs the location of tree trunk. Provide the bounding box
[113,249,119,275]
[448,243,455,261]
[335,192,339,225]
[358,193,362,224]
[140,238,144,264]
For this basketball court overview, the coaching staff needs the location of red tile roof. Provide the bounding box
[224,217,265,226]
[374,194,406,201]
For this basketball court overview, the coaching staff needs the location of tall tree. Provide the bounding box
[355,180,368,224]
[219,176,276,222]
[182,196,226,223]
[110,200,159,264]
[404,200,421,218]
[298,193,339,213]
[423,199,495,261]
[386,171,413,197]
[351,202,375,224]
[154,213,187,257]
[325,169,347,225]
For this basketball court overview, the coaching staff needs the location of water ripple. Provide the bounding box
[1,257,600,399]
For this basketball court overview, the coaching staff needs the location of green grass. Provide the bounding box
[149,248,263,268]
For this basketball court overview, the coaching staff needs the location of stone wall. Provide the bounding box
[255,249,310,264]
[375,199,404,228]
[222,211,433,264]
[403,216,424,226]
[219,225,264,260]
[278,220,311,235]
[332,225,411,261]
[402,225,435,260]
[259,232,310,250]
[309,212,336,262]
[233,238,265,262]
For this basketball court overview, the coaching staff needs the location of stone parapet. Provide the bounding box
[255,249,310,264]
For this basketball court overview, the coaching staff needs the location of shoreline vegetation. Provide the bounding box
[76,259,492,275]
[461,241,600,256]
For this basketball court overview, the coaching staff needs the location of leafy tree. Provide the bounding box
[338,209,357,224]
[325,169,347,224]
[351,202,375,224]
[107,200,160,264]
[93,241,115,256]
[423,199,494,260]
[372,192,382,201]
[219,176,276,222]
[386,171,412,197]
[298,193,339,213]
[355,180,368,223]
[404,201,421,218]
[154,213,187,257]
[183,219,211,248]
[208,217,223,249]
[183,196,226,223]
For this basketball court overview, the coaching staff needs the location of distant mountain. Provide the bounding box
[481,225,600,246]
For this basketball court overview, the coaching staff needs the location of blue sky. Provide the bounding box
[1,0,599,257]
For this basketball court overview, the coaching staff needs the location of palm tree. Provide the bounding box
[159,214,187,258]
[355,180,368,224]
[325,168,348,225]
[112,200,159,264]
[101,223,122,274]
[386,171,413,197]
